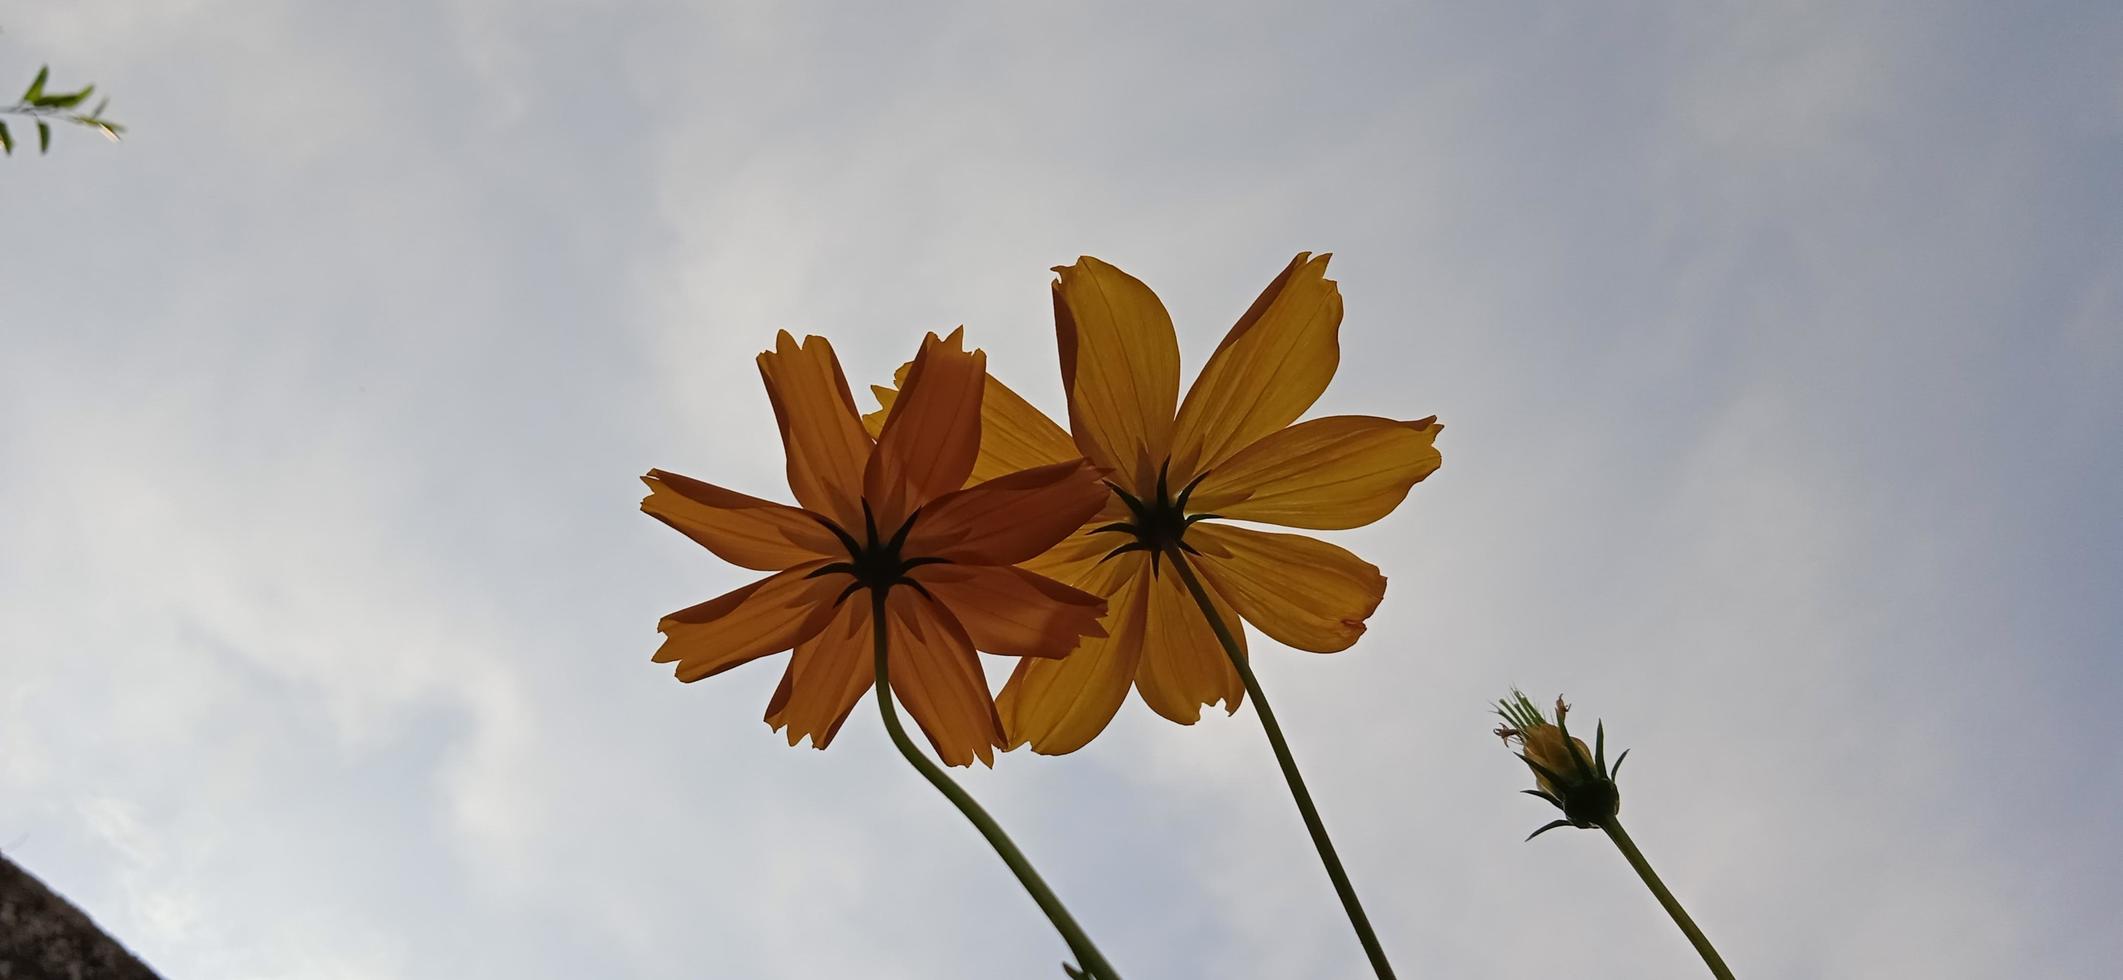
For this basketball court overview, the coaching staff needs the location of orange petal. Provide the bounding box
[1053,257,1180,495]
[1187,415,1443,530]
[997,557,1152,754]
[653,562,843,682]
[1187,523,1385,653]
[901,458,1108,566]
[865,329,985,523]
[883,589,1004,767]
[912,564,1106,659]
[1171,253,1344,476]
[764,597,875,750]
[867,362,1078,487]
[1135,559,1245,724]
[640,469,839,570]
[756,331,873,529]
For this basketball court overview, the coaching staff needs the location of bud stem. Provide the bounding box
[1166,550,1399,980]
[1599,817,1735,980]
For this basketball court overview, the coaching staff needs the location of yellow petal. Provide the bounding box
[1053,257,1180,495]
[1171,253,1344,476]
[997,557,1152,754]
[913,564,1106,660]
[969,372,1079,483]
[1187,415,1443,530]
[1187,523,1385,653]
[756,331,874,530]
[868,362,1078,487]
[884,589,1004,767]
[640,469,839,570]
[764,597,874,749]
[1017,504,1130,586]
[862,384,895,440]
[1135,559,1246,724]
[654,562,843,682]
[902,458,1108,566]
[866,329,986,524]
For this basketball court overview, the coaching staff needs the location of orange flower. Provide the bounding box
[642,329,1110,766]
[868,254,1442,753]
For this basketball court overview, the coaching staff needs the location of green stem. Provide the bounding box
[868,592,1122,980]
[1599,817,1735,980]
[1166,552,1398,980]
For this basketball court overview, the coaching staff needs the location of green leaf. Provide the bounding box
[35,84,94,109]
[0,121,11,155]
[24,65,49,102]
[92,97,108,117]
[37,120,50,154]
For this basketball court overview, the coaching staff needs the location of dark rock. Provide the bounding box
[1,852,161,980]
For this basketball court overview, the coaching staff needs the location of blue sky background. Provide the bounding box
[4,3,2119,977]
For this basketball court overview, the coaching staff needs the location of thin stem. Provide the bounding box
[1599,818,1735,980]
[1165,552,1398,980]
[868,592,1122,980]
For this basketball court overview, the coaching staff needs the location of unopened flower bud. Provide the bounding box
[1493,690,1627,840]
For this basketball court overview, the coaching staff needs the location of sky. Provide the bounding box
[3,2,2120,978]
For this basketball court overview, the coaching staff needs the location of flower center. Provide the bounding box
[1089,461,1221,575]
[808,501,947,606]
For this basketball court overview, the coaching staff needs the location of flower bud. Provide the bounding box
[1493,690,1626,840]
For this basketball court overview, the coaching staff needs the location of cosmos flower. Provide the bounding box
[868,254,1442,753]
[641,329,1109,766]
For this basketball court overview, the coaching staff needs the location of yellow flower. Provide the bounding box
[642,329,1110,766]
[867,254,1442,753]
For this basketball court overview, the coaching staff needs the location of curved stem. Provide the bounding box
[1165,552,1398,980]
[1599,818,1735,980]
[868,592,1123,980]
